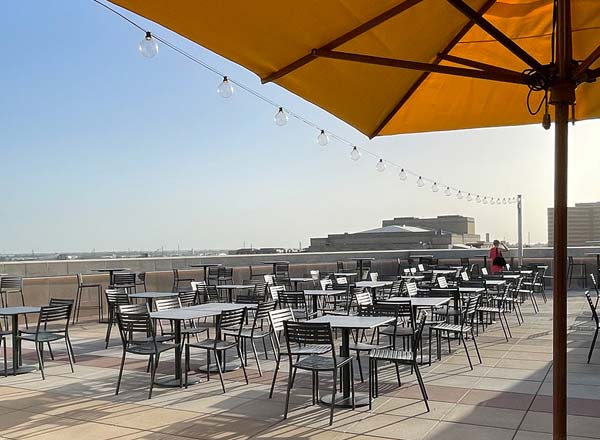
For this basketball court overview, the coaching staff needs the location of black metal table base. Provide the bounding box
[4,365,37,376]
[320,392,370,408]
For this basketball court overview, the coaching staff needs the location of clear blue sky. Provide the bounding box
[1,0,599,254]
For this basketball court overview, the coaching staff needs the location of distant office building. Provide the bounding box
[548,202,600,245]
[308,215,481,252]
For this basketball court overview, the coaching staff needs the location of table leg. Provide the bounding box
[228,288,233,303]
[204,268,209,283]
[199,313,239,373]
[154,319,184,387]
[12,314,18,375]
[312,296,318,317]
[321,327,369,407]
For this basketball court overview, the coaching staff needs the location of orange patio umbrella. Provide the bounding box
[107,1,600,437]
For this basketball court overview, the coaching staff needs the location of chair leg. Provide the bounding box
[116,349,126,395]
[64,338,74,373]
[47,342,55,360]
[148,353,158,399]
[184,344,190,388]
[269,355,281,398]
[214,352,227,393]
[461,334,473,370]
[250,340,262,377]
[73,286,81,324]
[503,312,512,338]
[356,351,364,382]
[498,312,508,342]
[330,368,337,426]
[104,312,113,349]
[368,357,373,410]
[237,346,249,385]
[283,366,294,420]
[2,339,6,377]
[471,329,482,364]
[350,362,355,410]
[413,361,430,412]
[588,328,598,363]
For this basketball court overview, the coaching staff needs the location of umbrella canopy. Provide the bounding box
[107,1,599,438]
[108,0,600,137]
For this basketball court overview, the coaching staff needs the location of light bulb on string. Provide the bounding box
[483,197,488,204]
[217,76,234,98]
[502,198,507,205]
[399,168,407,180]
[467,193,473,202]
[274,107,288,126]
[432,182,439,192]
[445,186,452,196]
[491,198,496,205]
[417,177,424,187]
[139,31,159,58]
[476,195,481,203]
[376,159,386,172]
[497,198,502,205]
[350,146,361,161]
[457,191,463,200]
[317,130,329,146]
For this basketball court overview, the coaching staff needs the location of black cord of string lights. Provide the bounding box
[90,0,519,205]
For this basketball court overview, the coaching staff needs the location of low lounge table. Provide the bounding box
[308,314,393,407]
[0,306,41,375]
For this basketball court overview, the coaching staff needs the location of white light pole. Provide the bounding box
[517,194,523,266]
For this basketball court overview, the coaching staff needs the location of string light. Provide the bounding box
[317,130,329,146]
[217,76,234,98]
[491,198,496,205]
[139,31,158,58]
[93,0,518,208]
[274,107,288,126]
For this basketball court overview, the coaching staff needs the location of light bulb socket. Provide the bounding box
[223,76,228,81]
[542,112,551,130]
[145,31,152,40]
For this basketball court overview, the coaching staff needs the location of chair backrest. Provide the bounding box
[275,262,289,276]
[251,280,267,300]
[137,272,146,282]
[368,272,378,282]
[105,288,130,308]
[116,305,154,345]
[354,289,373,306]
[406,282,418,297]
[264,274,275,285]
[437,276,448,289]
[461,271,470,281]
[113,272,136,286]
[481,267,489,276]
[208,266,220,277]
[410,267,417,274]
[278,291,307,310]
[179,290,198,307]
[37,303,72,333]
[269,307,295,333]
[462,295,481,327]
[460,257,470,266]
[337,261,345,271]
[284,321,334,357]
[155,298,181,311]
[221,267,234,278]
[505,263,511,270]
[76,273,85,286]
[412,312,427,358]
[269,285,286,301]
[0,276,22,290]
[389,280,402,296]
[252,300,277,326]
[49,298,75,307]
[320,279,333,290]
[310,270,320,281]
[218,307,246,337]
[585,291,599,325]
[417,264,425,272]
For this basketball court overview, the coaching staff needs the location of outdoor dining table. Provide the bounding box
[262,260,290,274]
[386,296,452,321]
[303,289,347,315]
[92,268,130,286]
[0,306,41,375]
[355,280,393,300]
[483,279,507,293]
[289,277,313,291]
[149,302,258,385]
[129,291,178,309]
[308,314,394,407]
[216,284,253,302]
[189,263,221,283]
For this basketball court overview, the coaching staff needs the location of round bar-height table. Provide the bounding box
[189,263,222,283]
[0,306,41,375]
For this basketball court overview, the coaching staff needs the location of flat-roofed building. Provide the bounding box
[308,217,481,252]
[548,202,600,246]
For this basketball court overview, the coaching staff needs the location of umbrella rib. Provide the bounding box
[315,49,527,85]
[260,0,424,84]
[575,43,600,79]
[368,0,498,138]
[445,0,544,72]
[438,54,523,77]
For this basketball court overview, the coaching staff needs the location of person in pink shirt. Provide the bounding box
[490,240,509,273]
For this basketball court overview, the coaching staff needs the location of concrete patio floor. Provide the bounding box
[1,291,599,439]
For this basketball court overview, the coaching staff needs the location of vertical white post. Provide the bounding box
[517,194,523,266]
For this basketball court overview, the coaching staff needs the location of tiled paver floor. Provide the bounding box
[1,291,599,439]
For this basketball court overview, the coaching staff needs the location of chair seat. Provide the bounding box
[223,327,270,339]
[294,354,352,371]
[348,341,390,352]
[478,306,504,313]
[181,327,209,336]
[17,331,65,343]
[127,342,177,355]
[370,347,413,362]
[189,338,237,351]
[380,325,413,337]
[431,322,471,333]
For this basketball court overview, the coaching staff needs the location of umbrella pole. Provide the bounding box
[552,1,573,439]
